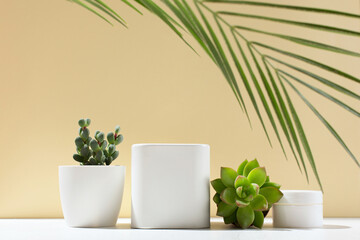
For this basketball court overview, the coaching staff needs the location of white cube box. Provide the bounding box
[131,144,210,229]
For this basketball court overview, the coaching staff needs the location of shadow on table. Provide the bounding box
[266,225,351,231]
[320,225,350,230]
[98,222,350,231]
[102,222,290,231]
[210,222,291,231]
[112,223,132,229]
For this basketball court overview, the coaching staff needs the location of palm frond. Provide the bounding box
[67,0,360,190]
[234,25,360,57]
[252,42,360,84]
[69,0,114,25]
[280,74,360,168]
[219,11,360,36]
[203,0,360,19]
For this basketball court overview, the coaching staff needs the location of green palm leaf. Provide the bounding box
[234,25,360,57]
[278,70,360,117]
[67,0,360,190]
[252,42,360,84]
[204,0,360,19]
[280,74,359,168]
[219,11,360,36]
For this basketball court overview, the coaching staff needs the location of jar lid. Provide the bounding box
[275,190,323,205]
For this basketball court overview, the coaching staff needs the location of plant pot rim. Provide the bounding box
[59,165,125,168]
[132,143,209,147]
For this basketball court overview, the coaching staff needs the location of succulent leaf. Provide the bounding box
[211,178,227,194]
[85,151,91,160]
[115,126,121,134]
[220,188,237,205]
[247,167,267,187]
[115,134,123,145]
[95,150,104,163]
[244,194,254,202]
[217,202,237,217]
[85,136,92,145]
[253,211,264,228]
[80,145,90,157]
[236,186,243,198]
[107,132,115,144]
[213,193,221,205]
[108,144,116,155]
[95,130,100,137]
[85,118,91,126]
[259,187,284,205]
[103,149,109,157]
[250,194,268,211]
[221,167,238,187]
[237,159,248,175]
[236,206,255,229]
[262,182,281,189]
[112,151,119,160]
[105,158,110,165]
[234,175,250,188]
[106,156,113,165]
[252,183,260,195]
[241,192,246,198]
[78,119,86,127]
[73,154,84,163]
[235,199,250,208]
[265,176,270,182]
[75,137,84,148]
[101,140,108,150]
[81,127,90,139]
[89,157,97,165]
[223,211,237,224]
[243,159,260,177]
[96,132,105,142]
[90,139,100,152]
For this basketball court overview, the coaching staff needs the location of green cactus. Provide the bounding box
[72,119,123,165]
[211,159,283,229]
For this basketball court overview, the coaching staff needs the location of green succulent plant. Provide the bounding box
[73,118,123,165]
[211,159,283,229]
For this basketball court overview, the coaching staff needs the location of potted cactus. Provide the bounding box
[59,119,126,228]
[211,159,283,229]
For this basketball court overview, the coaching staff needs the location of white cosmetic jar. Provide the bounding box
[273,190,323,228]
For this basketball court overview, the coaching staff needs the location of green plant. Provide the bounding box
[211,159,283,228]
[67,0,360,189]
[73,118,124,165]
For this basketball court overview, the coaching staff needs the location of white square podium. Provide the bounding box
[131,144,210,228]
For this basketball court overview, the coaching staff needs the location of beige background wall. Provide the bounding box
[0,0,359,218]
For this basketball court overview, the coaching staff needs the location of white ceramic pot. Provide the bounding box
[131,144,210,229]
[59,166,125,228]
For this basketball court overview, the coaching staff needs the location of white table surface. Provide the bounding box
[0,218,359,240]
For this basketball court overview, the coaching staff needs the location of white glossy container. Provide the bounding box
[131,144,210,229]
[59,166,126,228]
[273,190,323,228]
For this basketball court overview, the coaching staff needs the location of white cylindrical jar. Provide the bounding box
[273,190,323,228]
